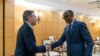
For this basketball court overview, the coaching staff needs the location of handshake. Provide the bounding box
[45,44,52,51]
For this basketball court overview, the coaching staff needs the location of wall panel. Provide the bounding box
[5,0,15,56]
[15,5,100,46]
[0,0,3,56]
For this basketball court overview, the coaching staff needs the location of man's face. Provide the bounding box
[64,15,73,23]
[28,13,37,26]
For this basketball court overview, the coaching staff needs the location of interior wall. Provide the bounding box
[15,5,100,46]
[0,1,99,56]
[15,6,66,45]
[75,15,100,40]
[5,0,15,56]
[0,0,3,56]
[86,20,100,40]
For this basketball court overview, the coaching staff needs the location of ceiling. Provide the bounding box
[25,0,99,9]
[20,0,100,16]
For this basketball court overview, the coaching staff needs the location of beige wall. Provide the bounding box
[5,0,15,56]
[0,1,99,56]
[15,6,100,46]
[75,15,100,40]
[0,0,3,56]
[15,6,66,45]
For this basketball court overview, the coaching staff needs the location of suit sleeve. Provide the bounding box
[23,30,46,54]
[52,32,66,49]
[79,22,94,56]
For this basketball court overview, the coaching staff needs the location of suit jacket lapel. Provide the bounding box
[29,28,36,43]
[25,23,36,43]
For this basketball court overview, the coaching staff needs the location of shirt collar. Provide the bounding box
[70,19,75,26]
[26,22,32,28]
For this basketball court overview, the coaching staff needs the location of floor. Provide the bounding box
[36,50,100,56]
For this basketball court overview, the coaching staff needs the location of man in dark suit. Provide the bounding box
[15,10,51,56]
[51,10,94,56]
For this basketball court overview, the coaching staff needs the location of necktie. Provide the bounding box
[68,24,72,36]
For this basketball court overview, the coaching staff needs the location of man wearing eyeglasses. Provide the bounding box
[51,10,94,56]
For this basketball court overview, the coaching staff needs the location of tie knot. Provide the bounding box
[69,24,72,29]
[69,24,71,27]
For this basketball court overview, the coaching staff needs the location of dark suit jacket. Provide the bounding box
[52,20,94,56]
[15,23,46,56]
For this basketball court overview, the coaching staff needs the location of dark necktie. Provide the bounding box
[68,24,72,36]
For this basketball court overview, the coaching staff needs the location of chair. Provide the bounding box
[93,41,100,54]
[42,40,60,56]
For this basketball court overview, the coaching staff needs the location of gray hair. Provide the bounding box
[23,10,34,22]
